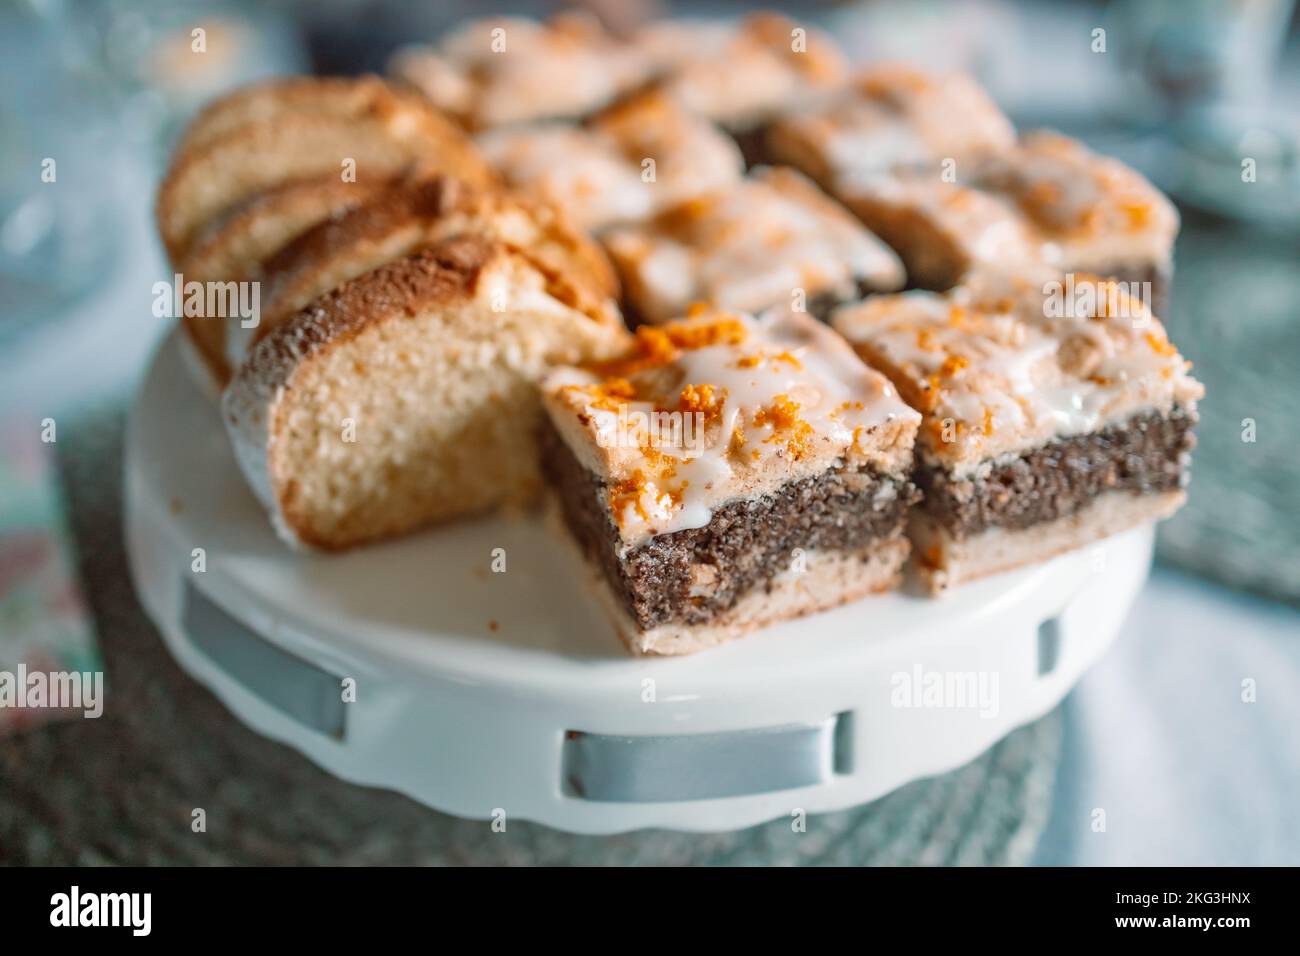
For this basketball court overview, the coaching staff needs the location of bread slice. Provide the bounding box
[157,76,494,263]
[253,174,618,355]
[223,236,632,551]
[177,175,392,387]
[173,76,425,156]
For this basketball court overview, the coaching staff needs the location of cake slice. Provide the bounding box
[766,65,1016,190]
[477,90,744,233]
[631,13,847,164]
[223,236,631,551]
[251,173,619,358]
[829,128,1179,311]
[540,306,921,654]
[835,172,1043,293]
[831,274,1203,592]
[602,166,905,325]
[389,12,648,129]
[963,131,1179,315]
[156,75,494,264]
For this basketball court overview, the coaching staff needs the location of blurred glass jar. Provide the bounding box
[1107,0,1300,227]
[0,0,305,341]
[0,1,124,338]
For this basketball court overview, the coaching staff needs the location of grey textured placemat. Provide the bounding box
[1154,217,1300,605]
[0,403,1060,865]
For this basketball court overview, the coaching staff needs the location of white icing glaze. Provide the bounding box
[841,172,1045,283]
[633,15,846,128]
[832,278,1202,474]
[391,13,648,128]
[477,125,653,230]
[605,167,904,324]
[965,130,1179,271]
[477,92,744,233]
[772,67,1016,188]
[543,307,919,548]
[837,130,1179,294]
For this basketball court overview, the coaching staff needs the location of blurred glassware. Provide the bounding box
[1108,0,1300,228]
[0,0,305,343]
[0,0,123,341]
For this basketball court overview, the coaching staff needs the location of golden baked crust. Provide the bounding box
[224,236,632,550]
[254,174,619,342]
[156,75,495,264]
[176,174,392,385]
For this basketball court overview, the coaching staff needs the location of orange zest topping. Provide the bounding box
[938,354,970,378]
[607,446,682,528]
[560,378,636,411]
[664,316,748,350]
[923,354,970,406]
[753,394,814,460]
[921,546,943,570]
[1120,199,1151,230]
[735,349,802,370]
[1144,331,1177,358]
[677,383,725,425]
[728,421,747,459]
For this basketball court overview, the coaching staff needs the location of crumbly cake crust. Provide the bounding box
[912,490,1185,593]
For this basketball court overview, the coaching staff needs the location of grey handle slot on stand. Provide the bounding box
[563,714,851,803]
[183,580,347,739]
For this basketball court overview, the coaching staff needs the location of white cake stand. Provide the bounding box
[125,332,1150,835]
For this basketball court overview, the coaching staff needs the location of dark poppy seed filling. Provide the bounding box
[541,421,918,629]
[917,407,1195,540]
